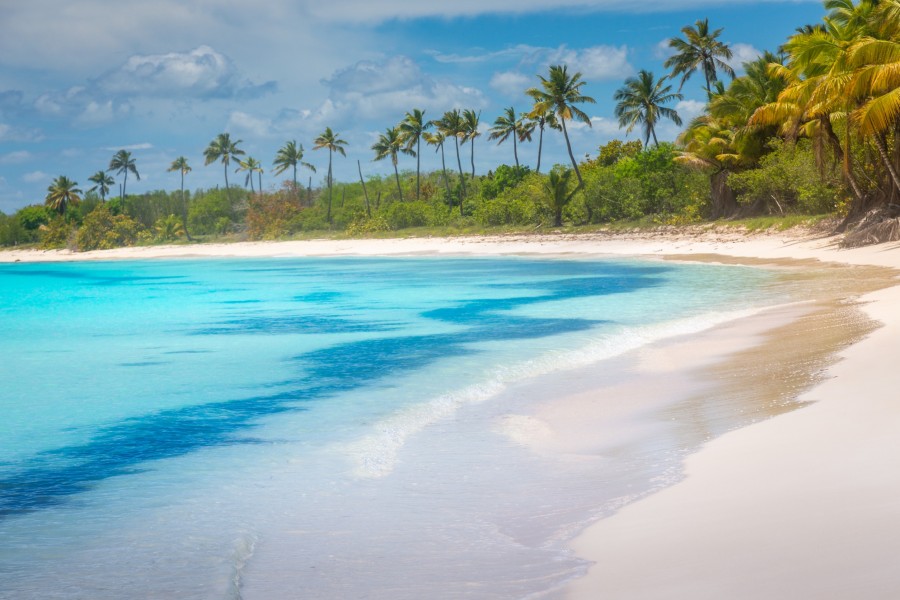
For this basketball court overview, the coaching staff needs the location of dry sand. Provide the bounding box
[4,231,900,598]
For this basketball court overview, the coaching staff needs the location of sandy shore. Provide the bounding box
[5,231,900,598]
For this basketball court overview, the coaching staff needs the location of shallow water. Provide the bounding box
[0,256,783,598]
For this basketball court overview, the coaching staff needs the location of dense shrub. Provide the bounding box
[75,205,146,251]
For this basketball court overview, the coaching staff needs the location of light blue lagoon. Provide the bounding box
[0,256,783,598]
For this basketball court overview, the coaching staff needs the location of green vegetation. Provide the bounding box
[3,0,898,252]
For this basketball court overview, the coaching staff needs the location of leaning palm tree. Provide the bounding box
[312,127,348,224]
[664,18,736,98]
[436,110,468,204]
[45,176,82,221]
[372,126,414,201]
[87,171,114,202]
[526,64,596,187]
[272,140,316,201]
[614,70,683,147]
[236,156,263,193]
[107,150,140,202]
[398,109,429,200]
[167,156,192,241]
[203,133,244,203]
[488,107,523,167]
[461,109,481,178]
[423,130,453,199]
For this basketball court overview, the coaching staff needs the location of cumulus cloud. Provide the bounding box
[490,71,532,97]
[0,151,32,165]
[675,99,705,122]
[0,120,43,142]
[22,171,49,183]
[93,46,276,100]
[102,143,153,151]
[322,56,488,120]
[542,45,632,80]
[726,43,763,71]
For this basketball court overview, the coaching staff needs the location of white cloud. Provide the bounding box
[94,46,276,100]
[727,43,763,71]
[0,121,43,142]
[321,56,488,122]
[490,71,532,97]
[22,171,49,183]
[0,151,32,164]
[655,38,675,60]
[675,99,705,122]
[227,111,274,138]
[543,45,633,80]
[102,143,153,151]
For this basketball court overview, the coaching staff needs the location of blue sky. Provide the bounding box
[0,0,825,213]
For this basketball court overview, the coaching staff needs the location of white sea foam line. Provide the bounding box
[340,303,796,479]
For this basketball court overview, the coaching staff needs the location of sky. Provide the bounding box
[0,0,827,213]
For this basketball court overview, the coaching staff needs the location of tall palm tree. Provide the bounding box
[461,109,481,178]
[488,107,523,167]
[526,64,596,188]
[87,171,114,202]
[436,110,468,203]
[525,105,559,174]
[45,176,82,221]
[664,18,736,98]
[423,130,453,200]
[614,70,683,147]
[236,156,263,193]
[398,109,429,200]
[203,133,244,203]
[272,140,316,201]
[373,127,414,201]
[312,127,348,224]
[107,150,140,202]
[167,156,192,241]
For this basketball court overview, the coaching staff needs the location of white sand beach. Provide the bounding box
[4,231,900,598]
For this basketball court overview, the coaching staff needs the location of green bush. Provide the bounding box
[75,205,147,251]
[40,218,75,249]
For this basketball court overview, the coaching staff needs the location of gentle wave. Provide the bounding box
[340,303,790,478]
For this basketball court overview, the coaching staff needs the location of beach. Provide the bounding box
[3,231,900,598]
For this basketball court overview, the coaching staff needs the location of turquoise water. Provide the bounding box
[0,256,780,598]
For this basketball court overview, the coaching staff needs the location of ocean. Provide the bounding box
[0,255,783,598]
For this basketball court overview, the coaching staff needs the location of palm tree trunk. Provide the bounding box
[258,171,262,193]
[122,171,128,202]
[560,117,584,188]
[393,162,404,201]
[470,138,476,178]
[326,153,333,224]
[249,175,255,194]
[536,122,544,173]
[651,127,659,148]
[223,162,231,204]
[293,164,298,201]
[439,143,452,200]
[874,133,900,195]
[513,130,519,168]
[454,137,467,198]
[822,117,864,205]
[358,160,371,217]
[416,138,421,201]
[180,172,192,241]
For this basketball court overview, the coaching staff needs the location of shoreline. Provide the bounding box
[5,232,900,597]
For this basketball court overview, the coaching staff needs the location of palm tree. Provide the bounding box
[436,110,468,210]
[203,133,245,203]
[373,127,414,201]
[423,130,453,200]
[272,140,316,201]
[544,167,577,227]
[664,18,736,98]
[107,150,140,202]
[526,64,596,188]
[312,127,348,224]
[87,171,114,202]
[167,156,192,241]
[398,109,429,200]
[45,176,82,221]
[461,109,481,178]
[488,107,523,167]
[614,70,683,147]
[526,105,560,174]
[236,156,263,193]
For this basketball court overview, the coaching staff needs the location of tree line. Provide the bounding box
[2,0,898,249]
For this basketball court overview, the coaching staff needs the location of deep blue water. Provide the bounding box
[0,256,779,598]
